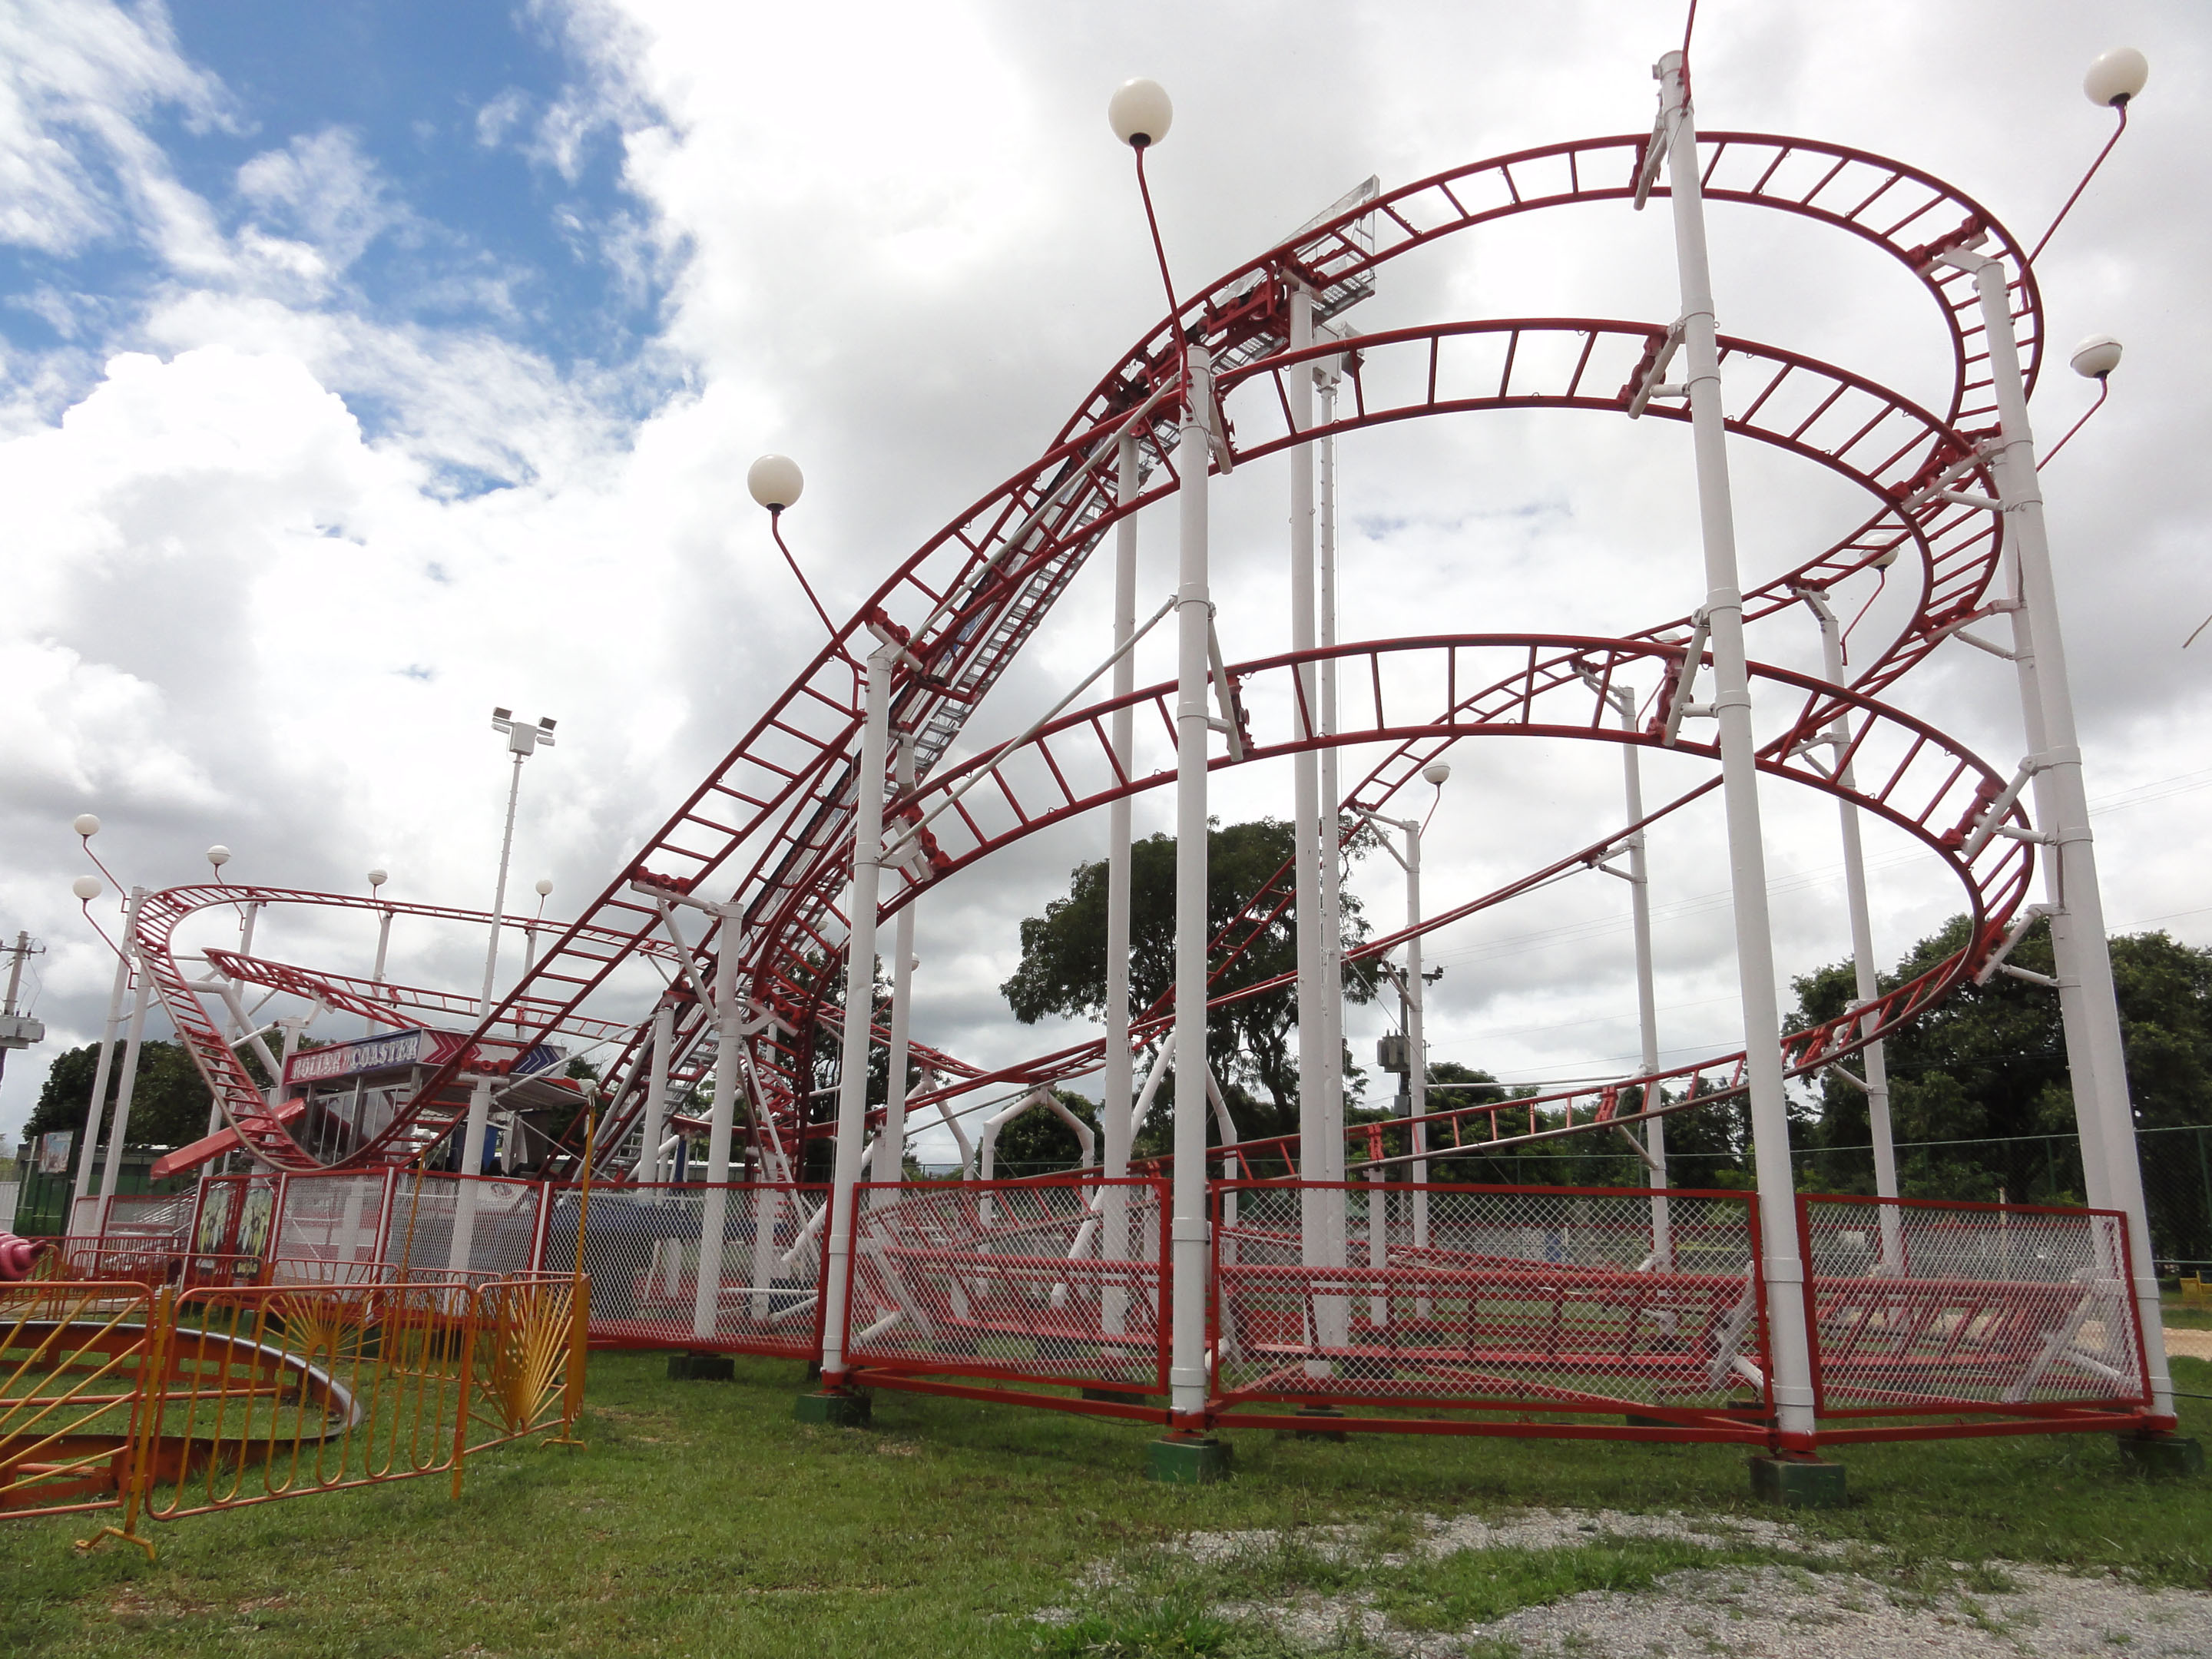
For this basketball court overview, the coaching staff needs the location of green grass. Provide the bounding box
[4,1353,2211,1657]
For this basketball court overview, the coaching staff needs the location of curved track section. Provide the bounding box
[138,130,2040,1174]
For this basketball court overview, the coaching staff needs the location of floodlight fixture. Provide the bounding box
[748,454,805,514]
[2071,335,2123,379]
[1108,78,1172,148]
[2084,47,2148,108]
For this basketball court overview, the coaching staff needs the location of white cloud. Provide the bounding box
[0,0,2207,1165]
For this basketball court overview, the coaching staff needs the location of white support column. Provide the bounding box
[640,998,674,1180]
[1955,248,2173,1419]
[1289,286,1338,1320]
[1103,430,1141,1332]
[1657,49,1817,1445]
[874,733,920,1211]
[1316,371,1346,1176]
[819,642,896,1381]
[70,887,142,1236]
[368,903,393,1041]
[94,909,156,1233]
[1169,343,1215,1422]
[1403,820,1431,1263]
[1803,591,1902,1273]
[1614,691,1673,1268]
[449,1075,494,1271]
[694,913,741,1339]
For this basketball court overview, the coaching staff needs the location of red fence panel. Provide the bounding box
[1800,1194,2151,1419]
[1210,1181,1770,1434]
[840,1178,1169,1395]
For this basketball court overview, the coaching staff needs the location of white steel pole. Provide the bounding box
[96,930,156,1231]
[368,905,393,1038]
[479,751,525,1019]
[877,734,919,1207]
[1955,248,2173,1419]
[1614,690,1672,1267]
[820,644,896,1382]
[640,998,674,1179]
[1657,50,1817,1446]
[449,1075,494,1270]
[1317,374,1346,1177]
[70,888,141,1233]
[1287,286,1338,1310]
[1803,592,1902,1273]
[694,909,741,1339]
[1404,820,1430,1258]
[1103,430,1141,1326]
[1169,343,1214,1423]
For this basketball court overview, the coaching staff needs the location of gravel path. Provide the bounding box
[1180,1508,2212,1657]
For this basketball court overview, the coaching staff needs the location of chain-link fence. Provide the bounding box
[267,1173,392,1272]
[540,1181,828,1356]
[382,1175,548,1278]
[841,1177,1168,1393]
[1800,1194,2147,1415]
[1210,1181,1767,1427]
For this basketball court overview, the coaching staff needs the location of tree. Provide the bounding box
[1787,915,2212,1203]
[1000,818,1373,1143]
[25,1041,215,1150]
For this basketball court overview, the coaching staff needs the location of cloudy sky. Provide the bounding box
[0,0,2206,1160]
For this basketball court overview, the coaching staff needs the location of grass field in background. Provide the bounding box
[4,1351,2210,1657]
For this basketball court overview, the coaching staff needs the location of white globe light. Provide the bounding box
[368,868,389,889]
[1108,78,1173,148]
[72,813,100,837]
[535,878,554,897]
[2070,335,2123,379]
[1421,760,1452,786]
[1873,546,1901,568]
[2083,47,2148,108]
[71,876,102,902]
[207,844,231,868]
[747,454,804,512]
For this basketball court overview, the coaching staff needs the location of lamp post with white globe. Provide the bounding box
[1924,46,2172,1419]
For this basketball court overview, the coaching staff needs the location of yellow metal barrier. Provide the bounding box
[0,1266,589,1557]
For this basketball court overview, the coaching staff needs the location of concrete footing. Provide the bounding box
[2118,1433,2204,1476]
[1749,1453,1847,1508]
[794,1390,873,1427]
[1147,1435,1231,1484]
[667,1352,734,1382]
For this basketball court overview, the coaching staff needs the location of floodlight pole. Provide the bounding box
[693,904,743,1340]
[70,887,143,1237]
[1316,364,1346,1170]
[1656,49,1817,1448]
[1169,342,1215,1425]
[819,639,898,1383]
[479,713,554,1021]
[1604,685,1672,1267]
[1800,588,1903,1273]
[640,996,675,1180]
[1937,241,2174,1420]
[875,733,919,1209]
[1102,429,1141,1326]
[1288,285,1340,1310]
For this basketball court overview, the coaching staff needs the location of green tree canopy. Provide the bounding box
[25,1041,215,1150]
[1788,914,2212,1201]
[1000,818,1373,1141]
